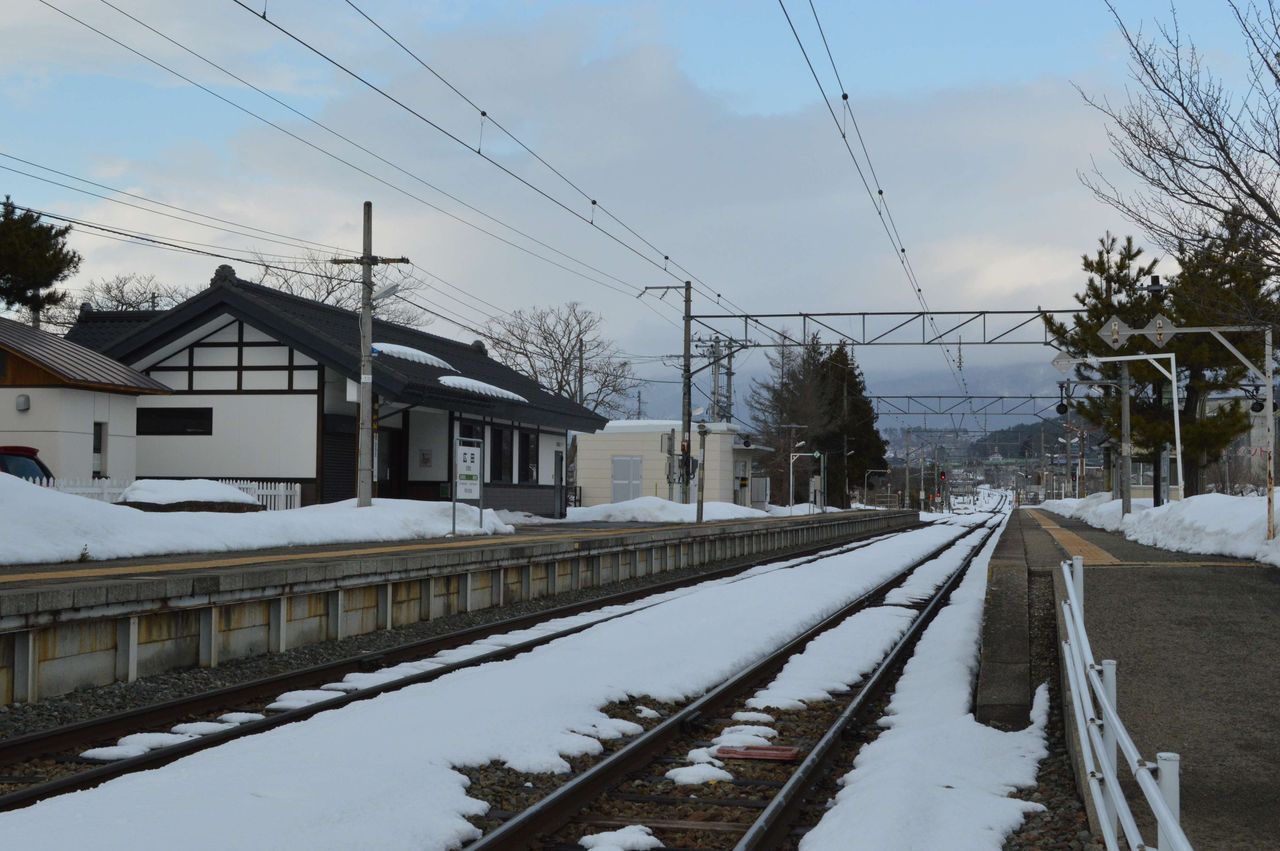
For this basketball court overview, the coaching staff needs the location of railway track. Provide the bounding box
[0,520,923,812]
[466,509,1006,850]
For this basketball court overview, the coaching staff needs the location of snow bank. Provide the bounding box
[0,525,970,851]
[118,479,257,505]
[1041,489,1280,565]
[766,503,845,517]
[800,514,1049,851]
[566,496,768,523]
[0,474,513,566]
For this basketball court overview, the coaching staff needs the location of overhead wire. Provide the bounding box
[34,0,680,327]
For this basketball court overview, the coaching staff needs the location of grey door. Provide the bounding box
[611,455,643,503]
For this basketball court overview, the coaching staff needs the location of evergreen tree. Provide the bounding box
[0,197,80,327]
[748,333,887,506]
[1044,218,1270,495]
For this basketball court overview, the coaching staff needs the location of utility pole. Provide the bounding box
[710,337,722,422]
[723,346,734,423]
[1120,362,1133,516]
[331,201,409,508]
[577,338,585,405]
[641,280,693,502]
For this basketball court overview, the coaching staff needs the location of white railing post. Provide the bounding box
[1157,752,1182,849]
[1072,554,1085,610]
[1101,658,1119,834]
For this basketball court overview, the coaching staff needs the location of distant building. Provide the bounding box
[575,420,771,507]
[0,316,168,480]
[66,265,605,513]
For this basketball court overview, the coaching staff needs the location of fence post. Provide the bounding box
[1157,752,1181,848]
[1101,659,1118,833]
[1072,555,1085,607]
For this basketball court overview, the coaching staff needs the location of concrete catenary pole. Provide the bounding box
[1120,362,1133,516]
[356,203,375,508]
[681,280,693,503]
[696,424,708,523]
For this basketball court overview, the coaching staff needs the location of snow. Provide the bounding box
[0,474,513,565]
[438,374,527,402]
[746,607,916,711]
[800,511,1051,851]
[80,745,148,762]
[566,496,768,523]
[218,712,265,724]
[0,524,973,851]
[634,705,661,720]
[116,732,194,750]
[731,710,774,724]
[665,764,734,784]
[883,525,991,605]
[766,503,846,516]
[1040,490,1280,565]
[170,722,236,736]
[578,824,664,850]
[265,690,341,712]
[372,341,456,372]
[118,479,257,505]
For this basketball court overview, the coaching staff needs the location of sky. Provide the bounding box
[0,0,1251,430]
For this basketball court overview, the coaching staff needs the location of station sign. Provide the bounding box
[456,445,481,500]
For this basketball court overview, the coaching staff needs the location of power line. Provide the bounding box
[35,0,677,321]
[776,0,974,417]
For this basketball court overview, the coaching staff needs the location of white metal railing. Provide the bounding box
[29,478,303,511]
[1060,556,1193,851]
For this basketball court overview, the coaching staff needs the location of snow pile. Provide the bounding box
[0,525,970,851]
[438,374,527,402]
[800,515,1050,851]
[578,825,663,850]
[0,474,513,566]
[118,479,257,505]
[566,496,768,523]
[1041,490,1280,566]
[372,342,456,372]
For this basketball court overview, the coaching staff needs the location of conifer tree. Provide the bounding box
[0,197,80,327]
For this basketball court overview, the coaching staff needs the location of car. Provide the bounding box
[0,445,53,480]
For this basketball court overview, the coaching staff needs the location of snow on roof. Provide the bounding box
[602,419,738,434]
[372,342,456,372]
[439,375,527,403]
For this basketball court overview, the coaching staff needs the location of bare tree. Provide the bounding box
[482,303,639,416]
[1082,1,1280,277]
[251,251,430,327]
[36,273,191,332]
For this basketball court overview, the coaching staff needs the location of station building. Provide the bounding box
[63,265,606,512]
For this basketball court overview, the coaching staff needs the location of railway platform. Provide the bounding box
[980,507,1279,850]
[0,509,916,706]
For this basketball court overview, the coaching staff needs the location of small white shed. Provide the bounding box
[575,419,770,507]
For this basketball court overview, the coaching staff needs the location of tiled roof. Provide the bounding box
[0,316,169,393]
[71,267,607,431]
[64,308,164,353]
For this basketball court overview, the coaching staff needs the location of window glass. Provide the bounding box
[0,454,47,480]
[458,421,483,441]
[490,425,514,483]
[137,407,213,436]
[0,350,7,380]
[93,422,106,477]
[519,431,538,483]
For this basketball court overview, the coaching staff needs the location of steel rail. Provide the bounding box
[733,515,1004,848]
[464,519,997,850]
[0,522,923,811]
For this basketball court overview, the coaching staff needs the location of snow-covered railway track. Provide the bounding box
[0,523,919,813]
[465,513,1005,851]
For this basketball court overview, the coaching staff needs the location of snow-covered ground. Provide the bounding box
[0,523,977,851]
[496,496,880,527]
[0,474,512,566]
[801,512,1050,851]
[1041,490,1280,566]
[118,478,257,505]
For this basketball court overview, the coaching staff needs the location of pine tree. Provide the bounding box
[0,197,80,327]
[1044,218,1270,495]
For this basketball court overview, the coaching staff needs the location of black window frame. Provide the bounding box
[137,407,214,436]
[518,429,538,484]
[490,424,515,483]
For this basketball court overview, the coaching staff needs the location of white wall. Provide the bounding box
[136,394,316,479]
[0,387,137,480]
[575,429,748,506]
[538,430,567,486]
[407,408,449,482]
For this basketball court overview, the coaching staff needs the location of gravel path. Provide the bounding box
[0,558,771,742]
[1002,569,1102,851]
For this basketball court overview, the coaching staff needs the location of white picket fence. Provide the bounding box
[29,477,303,511]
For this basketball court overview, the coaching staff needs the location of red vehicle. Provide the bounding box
[0,446,53,480]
